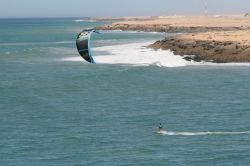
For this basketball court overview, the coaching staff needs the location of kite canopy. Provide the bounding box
[76,29,98,63]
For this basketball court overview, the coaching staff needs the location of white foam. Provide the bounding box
[62,56,85,62]
[156,130,168,135]
[159,131,250,136]
[74,19,96,22]
[74,19,86,22]
[93,41,192,67]
[61,41,192,67]
[62,41,250,67]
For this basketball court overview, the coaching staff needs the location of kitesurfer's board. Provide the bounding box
[156,130,167,135]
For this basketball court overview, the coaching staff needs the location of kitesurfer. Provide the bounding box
[157,123,164,132]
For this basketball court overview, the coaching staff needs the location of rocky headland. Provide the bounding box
[96,15,250,63]
[150,35,250,63]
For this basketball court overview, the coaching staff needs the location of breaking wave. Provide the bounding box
[93,42,193,67]
[62,41,194,67]
[74,19,96,22]
[61,40,250,67]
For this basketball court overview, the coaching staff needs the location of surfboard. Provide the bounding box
[156,130,167,135]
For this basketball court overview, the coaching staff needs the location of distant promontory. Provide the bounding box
[96,15,250,63]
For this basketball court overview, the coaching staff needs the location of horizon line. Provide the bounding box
[0,13,247,19]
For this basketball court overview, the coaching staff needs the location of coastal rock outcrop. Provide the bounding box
[96,24,250,33]
[149,38,250,63]
[95,16,250,63]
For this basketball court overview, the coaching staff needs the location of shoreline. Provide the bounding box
[149,31,250,63]
[95,15,250,63]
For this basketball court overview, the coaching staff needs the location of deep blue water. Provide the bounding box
[1,18,250,166]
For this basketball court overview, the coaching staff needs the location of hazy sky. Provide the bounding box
[0,0,249,18]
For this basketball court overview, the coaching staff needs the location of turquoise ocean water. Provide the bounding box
[1,18,250,165]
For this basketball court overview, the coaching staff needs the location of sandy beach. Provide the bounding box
[96,15,250,62]
[104,15,250,27]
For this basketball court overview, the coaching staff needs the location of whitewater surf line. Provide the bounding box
[67,39,250,67]
[158,131,250,136]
